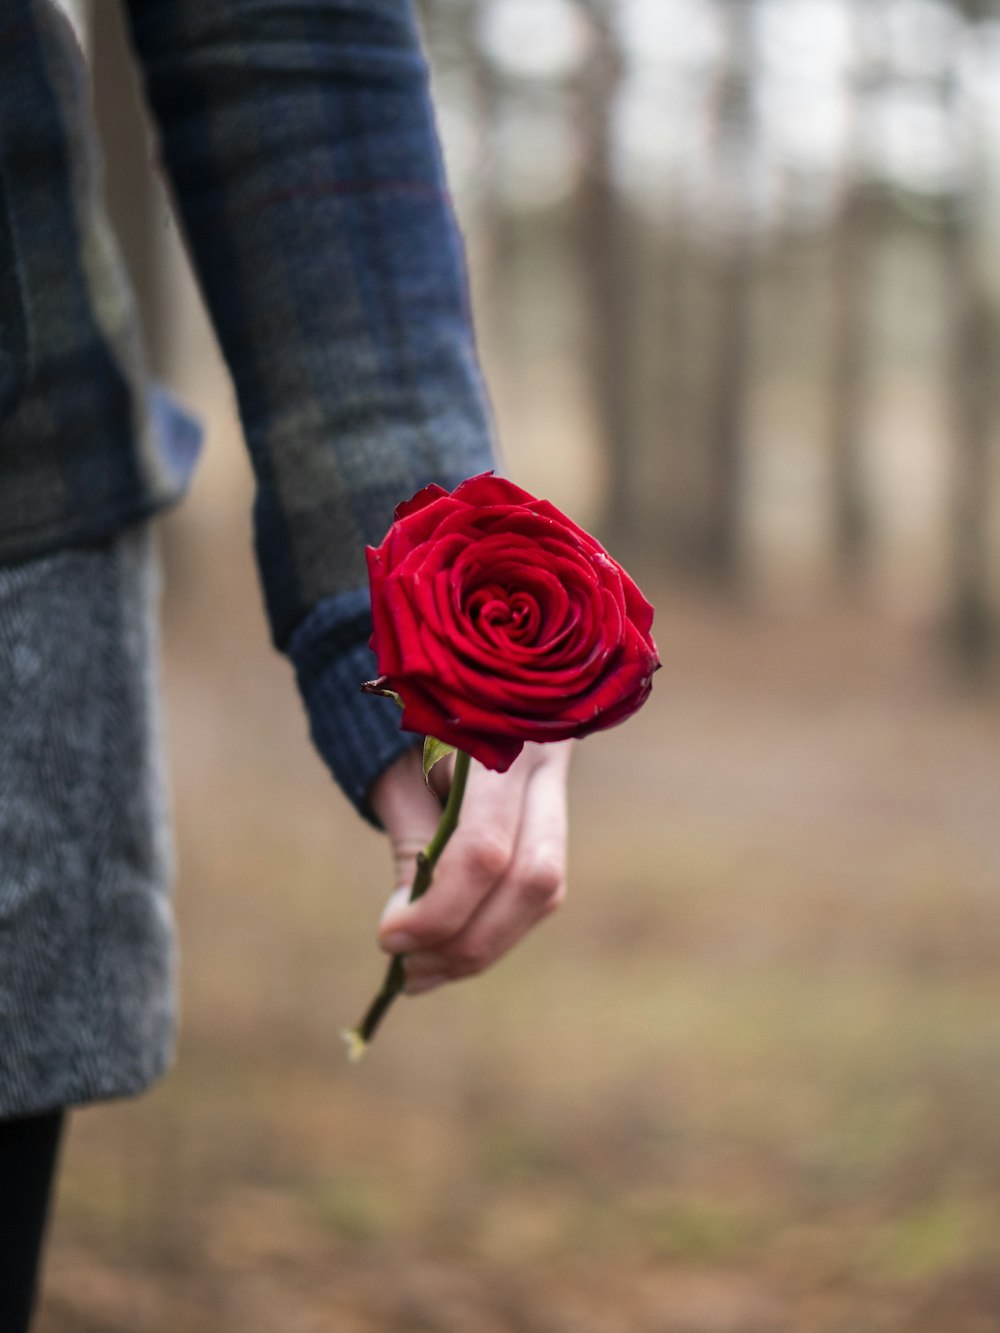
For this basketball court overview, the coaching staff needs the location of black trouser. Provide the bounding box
[0,1110,65,1333]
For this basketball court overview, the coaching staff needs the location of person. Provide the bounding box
[0,1,573,1326]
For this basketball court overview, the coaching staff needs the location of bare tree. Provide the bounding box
[828,0,875,587]
[466,4,508,314]
[701,0,757,585]
[945,209,994,676]
[938,0,995,674]
[576,0,636,557]
[946,167,995,668]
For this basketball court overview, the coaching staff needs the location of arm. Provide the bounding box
[124,0,572,980]
[123,0,498,825]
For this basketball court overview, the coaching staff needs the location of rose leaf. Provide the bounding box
[422,735,457,787]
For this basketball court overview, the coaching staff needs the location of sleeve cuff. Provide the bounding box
[285,588,424,831]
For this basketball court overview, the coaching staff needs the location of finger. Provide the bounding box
[404,749,568,988]
[378,748,539,955]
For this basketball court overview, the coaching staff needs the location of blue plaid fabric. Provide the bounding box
[0,0,498,825]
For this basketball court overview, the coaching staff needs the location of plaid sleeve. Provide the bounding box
[123,0,499,827]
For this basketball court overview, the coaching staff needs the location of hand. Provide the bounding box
[367,739,573,995]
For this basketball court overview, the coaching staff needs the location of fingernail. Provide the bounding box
[405,973,449,996]
[381,931,418,955]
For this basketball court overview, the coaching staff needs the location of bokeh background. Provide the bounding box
[39,1,1000,1329]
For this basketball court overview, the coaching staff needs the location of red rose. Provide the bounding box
[366,472,661,771]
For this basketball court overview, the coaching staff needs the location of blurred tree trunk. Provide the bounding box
[653,226,698,565]
[703,0,756,586]
[945,208,994,676]
[944,208,994,677]
[829,190,872,584]
[463,3,515,370]
[828,0,874,587]
[576,1,635,557]
[944,1,994,676]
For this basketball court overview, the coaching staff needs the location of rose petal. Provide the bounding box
[450,472,537,508]
[393,481,451,522]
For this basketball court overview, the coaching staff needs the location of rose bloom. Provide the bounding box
[367,472,661,771]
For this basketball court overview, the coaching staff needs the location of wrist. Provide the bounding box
[286,589,423,830]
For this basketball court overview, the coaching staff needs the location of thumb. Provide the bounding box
[379,885,415,935]
[368,747,446,936]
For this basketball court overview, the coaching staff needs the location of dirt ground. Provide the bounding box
[34,507,1000,1333]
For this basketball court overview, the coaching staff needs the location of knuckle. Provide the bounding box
[465,833,513,882]
[521,858,564,906]
[542,884,566,916]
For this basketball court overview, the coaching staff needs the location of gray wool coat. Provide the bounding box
[0,524,175,1117]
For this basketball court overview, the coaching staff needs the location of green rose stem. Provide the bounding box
[343,747,472,1062]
